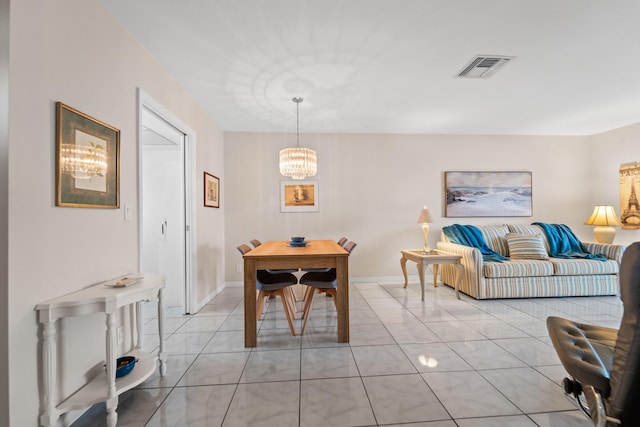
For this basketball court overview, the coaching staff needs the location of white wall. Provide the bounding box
[8,0,224,425]
[224,132,606,281]
[0,0,9,424]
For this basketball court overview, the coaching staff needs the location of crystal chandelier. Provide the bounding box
[279,97,317,180]
[60,142,108,179]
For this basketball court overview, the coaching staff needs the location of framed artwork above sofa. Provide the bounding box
[444,171,532,217]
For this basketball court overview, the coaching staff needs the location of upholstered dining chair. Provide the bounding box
[250,239,262,248]
[298,241,357,335]
[547,242,640,427]
[237,244,299,336]
[337,237,348,247]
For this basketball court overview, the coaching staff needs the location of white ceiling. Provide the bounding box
[101,0,640,136]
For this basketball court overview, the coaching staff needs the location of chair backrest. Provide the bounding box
[343,241,357,254]
[609,242,640,424]
[250,239,262,248]
[237,244,252,255]
[337,237,348,247]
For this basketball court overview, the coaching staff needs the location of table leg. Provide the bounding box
[400,256,409,288]
[157,287,166,376]
[433,264,439,288]
[244,258,258,347]
[40,321,57,427]
[105,313,118,427]
[416,262,426,301]
[336,256,349,343]
[453,263,464,299]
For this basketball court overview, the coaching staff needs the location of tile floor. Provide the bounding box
[72,279,623,427]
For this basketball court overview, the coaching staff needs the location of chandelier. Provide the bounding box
[279,97,317,180]
[60,142,108,179]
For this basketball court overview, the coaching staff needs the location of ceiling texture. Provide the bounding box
[100,0,640,136]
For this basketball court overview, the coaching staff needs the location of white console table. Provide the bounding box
[35,273,166,427]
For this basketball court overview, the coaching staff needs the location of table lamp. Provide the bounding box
[584,205,622,244]
[417,206,433,252]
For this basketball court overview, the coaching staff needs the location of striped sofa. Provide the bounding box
[436,224,625,299]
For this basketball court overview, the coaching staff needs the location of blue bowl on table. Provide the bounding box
[291,236,305,244]
[115,356,137,378]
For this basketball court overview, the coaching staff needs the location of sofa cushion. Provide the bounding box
[484,260,554,278]
[477,225,510,257]
[507,224,551,252]
[549,258,619,276]
[505,233,549,260]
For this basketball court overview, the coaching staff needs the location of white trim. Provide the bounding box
[137,89,198,314]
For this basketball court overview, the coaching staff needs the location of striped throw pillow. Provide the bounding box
[505,233,549,260]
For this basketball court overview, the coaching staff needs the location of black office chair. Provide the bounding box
[237,244,299,336]
[299,241,357,335]
[547,242,639,427]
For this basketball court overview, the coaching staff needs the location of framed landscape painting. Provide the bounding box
[445,171,532,217]
[280,180,318,212]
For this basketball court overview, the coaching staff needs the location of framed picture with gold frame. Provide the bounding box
[204,172,220,208]
[280,180,319,212]
[55,102,120,208]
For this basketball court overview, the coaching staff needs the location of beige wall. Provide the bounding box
[224,132,634,282]
[8,0,225,425]
[6,0,640,425]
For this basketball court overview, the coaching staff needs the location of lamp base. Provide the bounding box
[421,224,431,254]
[593,226,616,244]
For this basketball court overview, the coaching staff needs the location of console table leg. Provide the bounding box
[106,397,118,427]
[41,321,57,427]
[157,287,166,376]
[105,314,118,427]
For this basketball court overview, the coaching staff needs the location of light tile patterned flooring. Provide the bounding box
[73,279,623,427]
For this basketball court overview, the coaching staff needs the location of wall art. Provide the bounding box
[56,102,120,208]
[444,171,532,217]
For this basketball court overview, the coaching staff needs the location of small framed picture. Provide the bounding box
[204,172,220,208]
[280,180,319,212]
[55,102,120,208]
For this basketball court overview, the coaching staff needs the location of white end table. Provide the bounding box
[400,249,463,300]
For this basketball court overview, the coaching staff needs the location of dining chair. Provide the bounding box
[237,244,299,336]
[250,238,299,274]
[301,237,349,274]
[298,241,357,335]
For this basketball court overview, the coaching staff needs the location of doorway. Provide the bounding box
[138,90,196,314]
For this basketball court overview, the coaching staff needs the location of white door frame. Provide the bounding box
[137,88,197,313]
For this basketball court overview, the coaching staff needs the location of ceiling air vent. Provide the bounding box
[457,55,514,78]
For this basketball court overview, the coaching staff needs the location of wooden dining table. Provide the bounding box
[242,240,350,347]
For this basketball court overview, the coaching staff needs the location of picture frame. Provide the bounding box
[56,102,120,208]
[444,171,532,217]
[280,180,319,212]
[619,162,640,229]
[204,172,220,208]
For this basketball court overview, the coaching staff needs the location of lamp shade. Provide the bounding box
[584,205,622,226]
[417,206,433,224]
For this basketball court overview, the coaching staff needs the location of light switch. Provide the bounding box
[124,204,133,221]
